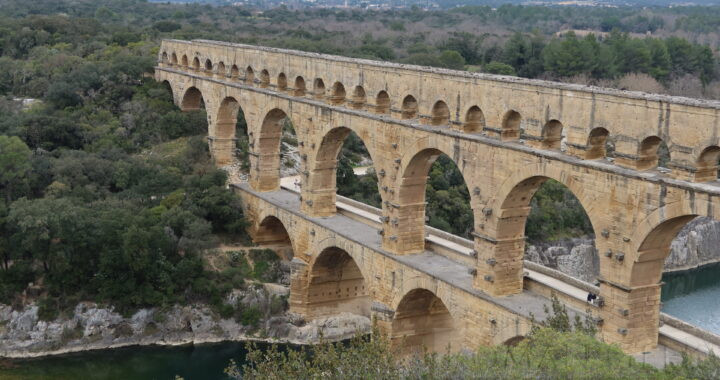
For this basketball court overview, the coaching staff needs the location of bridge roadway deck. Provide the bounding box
[234,182,582,324]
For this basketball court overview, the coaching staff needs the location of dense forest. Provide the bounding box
[0,0,719,317]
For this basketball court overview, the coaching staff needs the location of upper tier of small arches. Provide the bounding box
[159,46,720,183]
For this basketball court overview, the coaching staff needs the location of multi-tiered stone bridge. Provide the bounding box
[155,39,720,356]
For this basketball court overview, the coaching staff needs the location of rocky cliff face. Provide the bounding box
[525,217,720,281]
[665,218,720,272]
[0,283,370,359]
[526,238,599,283]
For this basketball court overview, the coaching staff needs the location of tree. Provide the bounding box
[543,32,594,78]
[438,50,465,70]
[647,38,671,80]
[0,135,31,202]
[444,32,483,65]
[484,61,516,76]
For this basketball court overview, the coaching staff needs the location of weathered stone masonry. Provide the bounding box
[156,39,720,353]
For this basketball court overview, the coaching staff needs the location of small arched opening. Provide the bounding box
[253,216,294,261]
[695,146,720,182]
[464,106,485,133]
[375,91,390,115]
[230,65,240,79]
[585,127,610,160]
[245,66,255,85]
[161,52,169,63]
[350,86,366,109]
[501,110,522,141]
[329,82,346,105]
[192,57,201,71]
[313,78,326,99]
[277,73,288,91]
[637,136,667,171]
[204,59,213,73]
[217,62,226,77]
[171,52,178,65]
[391,288,459,355]
[430,100,450,126]
[541,120,563,150]
[401,95,418,119]
[181,54,189,67]
[294,76,306,96]
[259,69,270,88]
[306,247,370,319]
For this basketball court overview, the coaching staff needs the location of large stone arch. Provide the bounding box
[249,106,296,192]
[209,96,250,166]
[598,196,713,353]
[296,245,371,320]
[490,163,602,233]
[694,145,720,182]
[159,80,178,105]
[251,214,296,261]
[475,163,603,296]
[180,86,204,111]
[390,285,461,355]
[302,124,385,217]
[625,196,716,287]
[386,137,478,254]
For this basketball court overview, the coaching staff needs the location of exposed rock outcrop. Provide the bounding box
[525,237,599,283]
[525,217,720,280]
[664,218,720,272]
[0,284,370,359]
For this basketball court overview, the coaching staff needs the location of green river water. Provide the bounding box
[0,340,282,380]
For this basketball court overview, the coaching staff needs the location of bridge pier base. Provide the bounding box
[249,151,281,192]
[288,257,311,317]
[473,235,525,297]
[302,158,341,217]
[300,187,337,217]
[371,301,395,337]
[382,201,427,254]
[600,281,661,353]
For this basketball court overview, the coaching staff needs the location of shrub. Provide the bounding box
[37,297,59,321]
[240,306,262,328]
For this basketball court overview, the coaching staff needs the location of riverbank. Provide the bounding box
[0,283,370,360]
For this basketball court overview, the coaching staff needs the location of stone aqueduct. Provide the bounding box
[155,39,720,354]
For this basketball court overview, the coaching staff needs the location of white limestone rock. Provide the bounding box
[665,218,720,271]
[292,312,371,343]
[557,243,599,283]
